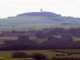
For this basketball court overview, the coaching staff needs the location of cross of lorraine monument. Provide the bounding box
[40,8,43,12]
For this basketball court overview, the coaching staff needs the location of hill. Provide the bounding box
[17,11,61,17]
[16,11,80,23]
[0,11,80,30]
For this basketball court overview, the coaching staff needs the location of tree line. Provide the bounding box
[0,28,80,50]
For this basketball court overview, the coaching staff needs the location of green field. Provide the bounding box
[0,49,80,60]
[0,16,80,30]
[0,16,60,30]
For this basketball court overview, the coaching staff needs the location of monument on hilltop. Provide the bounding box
[40,8,43,12]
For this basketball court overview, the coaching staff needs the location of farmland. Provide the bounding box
[0,35,80,44]
[0,12,80,60]
[0,34,80,44]
[0,16,61,30]
[0,49,80,60]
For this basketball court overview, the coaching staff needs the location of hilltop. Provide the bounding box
[16,11,80,23]
[17,11,61,17]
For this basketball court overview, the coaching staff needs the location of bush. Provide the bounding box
[12,52,28,58]
[31,53,46,60]
[51,57,80,60]
[12,52,47,60]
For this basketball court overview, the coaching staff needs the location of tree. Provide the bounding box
[18,35,30,42]
[36,31,46,38]
[32,53,46,60]
[12,52,28,58]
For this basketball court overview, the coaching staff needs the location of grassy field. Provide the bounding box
[1,24,79,31]
[0,49,80,60]
[0,16,61,30]
[0,15,80,31]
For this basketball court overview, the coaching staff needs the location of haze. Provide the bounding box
[0,0,80,18]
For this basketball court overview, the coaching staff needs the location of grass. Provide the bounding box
[0,16,60,30]
[73,37,80,41]
[0,23,80,31]
[0,50,55,59]
[54,35,61,38]
[0,49,80,60]
[1,15,80,30]
[0,58,29,60]
[30,37,47,43]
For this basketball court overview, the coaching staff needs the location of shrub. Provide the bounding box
[31,53,46,60]
[12,52,28,58]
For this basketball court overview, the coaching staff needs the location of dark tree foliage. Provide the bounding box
[1,28,80,50]
[17,12,61,18]
[12,52,28,58]
[12,52,47,60]
[52,57,80,60]
[18,35,30,41]
[36,30,47,38]
[32,53,46,60]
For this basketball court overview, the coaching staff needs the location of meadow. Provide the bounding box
[0,49,80,60]
[0,16,80,31]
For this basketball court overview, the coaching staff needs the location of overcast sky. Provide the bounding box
[0,0,80,18]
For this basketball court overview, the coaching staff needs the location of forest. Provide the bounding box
[0,27,80,50]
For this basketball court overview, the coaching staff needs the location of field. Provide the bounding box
[0,16,80,60]
[0,35,80,44]
[0,16,80,30]
[0,16,61,30]
[0,49,80,60]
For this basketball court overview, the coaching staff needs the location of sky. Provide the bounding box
[0,0,80,18]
